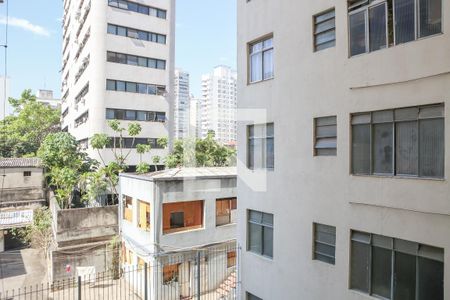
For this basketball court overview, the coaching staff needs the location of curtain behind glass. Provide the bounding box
[396,121,418,175]
[419,118,444,178]
[263,49,274,80]
[369,4,387,51]
[419,0,442,37]
[250,52,262,82]
[373,123,394,174]
[395,0,416,44]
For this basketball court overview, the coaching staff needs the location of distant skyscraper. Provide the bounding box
[200,66,237,145]
[0,76,11,119]
[60,0,175,166]
[173,69,190,140]
[189,96,202,139]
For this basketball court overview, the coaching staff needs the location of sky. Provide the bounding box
[0,0,236,99]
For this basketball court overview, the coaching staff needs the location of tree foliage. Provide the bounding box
[166,132,236,168]
[0,89,60,157]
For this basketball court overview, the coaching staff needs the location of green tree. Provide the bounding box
[0,89,60,157]
[165,132,236,168]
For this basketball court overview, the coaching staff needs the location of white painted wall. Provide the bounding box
[237,0,450,299]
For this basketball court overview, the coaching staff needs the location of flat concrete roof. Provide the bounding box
[120,167,237,182]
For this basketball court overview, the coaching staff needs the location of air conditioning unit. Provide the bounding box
[75,104,79,111]
[81,98,86,105]
[75,11,81,20]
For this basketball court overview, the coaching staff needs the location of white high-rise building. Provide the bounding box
[173,69,190,140]
[60,0,175,167]
[0,76,11,119]
[36,89,61,110]
[200,66,237,145]
[237,1,449,299]
[189,96,202,139]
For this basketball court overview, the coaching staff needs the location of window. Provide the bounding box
[106,108,166,122]
[163,201,204,234]
[350,230,444,300]
[170,212,184,229]
[138,201,150,231]
[314,9,336,51]
[313,223,336,264]
[107,23,166,44]
[227,251,236,268]
[351,104,444,178]
[314,116,337,156]
[247,210,273,258]
[248,123,274,170]
[123,195,133,222]
[23,171,31,177]
[247,292,263,300]
[163,264,179,284]
[106,79,166,95]
[108,0,167,19]
[348,0,441,56]
[216,198,237,226]
[249,36,273,83]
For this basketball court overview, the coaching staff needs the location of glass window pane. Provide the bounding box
[106,109,115,119]
[247,292,263,300]
[315,30,336,46]
[349,11,367,56]
[115,110,125,120]
[138,31,148,40]
[263,49,273,80]
[106,51,116,62]
[394,252,416,300]
[157,10,167,19]
[373,123,393,174]
[157,35,166,44]
[315,242,335,257]
[138,57,147,67]
[250,52,262,82]
[372,246,392,298]
[106,79,116,91]
[125,110,136,120]
[352,124,371,174]
[350,241,370,293]
[369,4,387,51]
[138,5,149,15]
[419,118,444,178]
[127,29,138,39]
[148,59,157,68]
[147,85,156,95]
[248,223,262,254]
[262,213,273,226]
[396,121,418,175]
[127,55,138,65]
[250,41,262,54]
[126,82,137,93]
[137,111,147,121]
[266,137,274,169]
[107,24,116,34]
[128,2,138,12]
[117,26,127,37]
[249,210,262,223]
[418,257,444,300]
[117,81,126,92]
[138,83,147,94]
[394,0,416,44]
[419,0,442,38]
[157,60,166,70]
[117,53,127,64]
[315,18,336,34]
[263,227,273,258]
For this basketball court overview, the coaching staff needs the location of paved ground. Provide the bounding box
[0,248,48,294]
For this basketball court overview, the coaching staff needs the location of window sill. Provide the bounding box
[247,77,274,86]
[246,250,273,262]
[163,225,204,235]
[348,289,387,300]
[216,222,236,228]
[350,174,445,182]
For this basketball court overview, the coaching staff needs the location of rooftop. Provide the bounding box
[0,158,43,168]
[121,167,236,181]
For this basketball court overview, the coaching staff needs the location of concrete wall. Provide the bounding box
[237,0,450,299]
[54,205,118,247]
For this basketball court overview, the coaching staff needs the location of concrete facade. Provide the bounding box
[237,1,450,299]
[119,167,237,299]
[200,66,237,145]
[61,0,175,166]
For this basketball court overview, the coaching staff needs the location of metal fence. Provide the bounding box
[0,246,239,300]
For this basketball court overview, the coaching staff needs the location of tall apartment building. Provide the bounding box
[189,96,202,138]
[200,66,237,145]
[173,69,190,140]
[36,89,61,110]
[238,0,448,299]
[60,0,175,166]
[0,76,11,118]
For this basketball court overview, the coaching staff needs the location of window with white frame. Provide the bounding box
[247,123,274,170]
[350,230,444,299]
[348,0,442,57]
[314,9,336,51]
[249,36,273,83]
[351,104,444,178]
[247,210,273,258]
